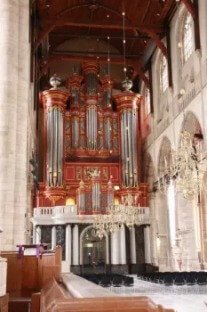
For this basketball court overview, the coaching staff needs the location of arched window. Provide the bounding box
[160,55,169,93]
[182,12,195,63]
[144,87,151,115]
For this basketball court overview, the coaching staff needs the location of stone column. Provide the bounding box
[130,226,137,264]
[0,0,31,250]
[36,226,41,244]
[111,231,119,265]
[144,226,151,264]
[13,0,30,246]
[32,225,36,244]
[51,226,56,249]
[73,225,79,265]
[65,224,72,267]
[120,226,126,264]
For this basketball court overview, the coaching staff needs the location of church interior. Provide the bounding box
[1,0,207,311]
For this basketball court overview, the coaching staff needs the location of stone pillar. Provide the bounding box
[36,226,41,244]
[32,225,36,244]
[66,224,72,267]
[51,226,56,249]
[120,227,126,264]
[73,225,79,265]
[111,231,119,265]
[144,226,151,264]
[0,0,31,250]
[130,226,137,264]
[13,0,30,246]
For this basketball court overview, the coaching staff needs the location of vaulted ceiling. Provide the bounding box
[33,0,179,90]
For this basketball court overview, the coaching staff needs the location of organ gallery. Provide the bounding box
[35,61,149,273]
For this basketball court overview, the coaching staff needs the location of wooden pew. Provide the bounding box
[1,247,62,312]
[40,279,175,312]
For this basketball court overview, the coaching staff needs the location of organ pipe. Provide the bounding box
[41,85,69,188]
[47,108,64,187]
[77,180,85,213]
[114,92,141,188]
[104,117,112,150]
[86,104,97,150]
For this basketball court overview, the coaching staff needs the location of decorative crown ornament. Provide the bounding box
[122,77,133,91]
[49,74,62,89]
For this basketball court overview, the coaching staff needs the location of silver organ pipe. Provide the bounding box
[92,180,100,211]
[78,180,85,213]
[127,111,133,186]
[41,86,69,189]
[107,179,114,206]
[104,117,112,150]
[86,104,97,150]
[72,116,79,148]
[114,92,140,188]
[132,108,138,186]
[47,107,64,187]
[58,109,63,185]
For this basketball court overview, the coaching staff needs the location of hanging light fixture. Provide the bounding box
[158,93,207,200]
[121,11,133,91]
[93,193,148,239]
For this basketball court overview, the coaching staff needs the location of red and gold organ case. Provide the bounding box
[37,62,148,209]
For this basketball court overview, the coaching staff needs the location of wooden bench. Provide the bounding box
[40,279,175,312]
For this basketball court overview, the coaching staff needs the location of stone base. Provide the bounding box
[145,263,159,273]
[110,265,129,274]
[129,264,145,274]
[70,264,129,275]
[0,294,9,312]
[129,263,158,274]
[70,265,81,275]
[70,264,159,275]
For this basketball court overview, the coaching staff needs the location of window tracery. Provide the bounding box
[145,87,151,115]
[182,12,195,63]
[160,55,169,93]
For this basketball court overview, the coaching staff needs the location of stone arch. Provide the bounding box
[180,111,202,136]
[175,111,203,270]
[79,225,109,266]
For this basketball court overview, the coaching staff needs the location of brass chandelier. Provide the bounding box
[158,130,207,200]
[93,193,144,239]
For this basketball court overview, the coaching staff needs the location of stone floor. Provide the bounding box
[110,276,207,312]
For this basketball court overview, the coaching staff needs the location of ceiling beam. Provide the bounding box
[49,32,150,40]
[51,50,143,58]
[37,20,166,47]
[128,60,150,88]
[40,54,137,68]
[159,0,176,20]
[145,31,168,57]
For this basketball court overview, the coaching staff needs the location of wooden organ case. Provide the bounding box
[37,61,148,211]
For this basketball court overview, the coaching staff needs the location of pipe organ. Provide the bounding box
[37,61,148,209]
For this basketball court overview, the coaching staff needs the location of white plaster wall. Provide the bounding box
[142,2,207,270]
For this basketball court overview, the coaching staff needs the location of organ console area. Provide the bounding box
[34,61,150,273]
